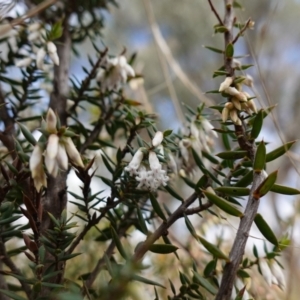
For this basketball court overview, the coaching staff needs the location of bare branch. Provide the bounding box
[0,237,32,298]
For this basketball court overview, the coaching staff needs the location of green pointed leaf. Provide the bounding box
[110,227,127,259]
[0,290,27,300]
[192,271,218,295]
[225,43,234,57]
[203,45,224,54]
[214,186,250,196]
[132,274,165,289]
[270,184,300,195]
[101,155,114,174]
[184,214,197,238]
[18,122,37,146]
[202,151,219,164]
[216,151,248,160]
[198,236,229,261]
[235,169,253,187]
[234,285,246,300]
[149,244,178,254]
[253,141,266,172]
[203,190,244,217]
[149,194,166,221]
[254,213,278,246]
[137,206,148,235]
[164,185,183,201]
[251,110,263,139]
[253,170,278,199]
[266,141,296,162]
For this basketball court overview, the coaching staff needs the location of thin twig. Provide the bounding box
[232,18,251,44]
[207,0,224,25]
[133,193,212,261]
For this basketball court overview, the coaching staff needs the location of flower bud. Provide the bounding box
[47,41,57,54]
[149,151,161,171]
[224,86,240,97]
[30,144,43,176]
[230,109,238,123]
[152,131,164,147]
[46,108,57,133]
[247,99,257,113]
[243,75,254,87]
[28,23,41,32]
[221,107,229,122]
[219,77,233,92]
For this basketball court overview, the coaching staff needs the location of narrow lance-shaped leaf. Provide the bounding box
[253,170,278,200]
[235,169,253,187]
[203,189,244,217]
[253,140,266,173]
[225,43,234,57]
[184,214,197,238]
[266,141,296,162]
[110,226,127,260]
[198,236,229,261]
[216,150,248,160]
[192,271,218,295]
[164,185,183,201]
[203,45,224,54]
[137,206,148,235]
[214,186,250,196]
[18,122,37,146]
[149,193,166,221]
[270,184,300,195]
[132,274,165,289]
[251,109,263,139]
[149,244,178,254]
[0,289,27,300]
[254,213,278,246]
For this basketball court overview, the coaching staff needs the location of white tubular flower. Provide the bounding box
[28,31,40,42]
[56,143,68,170]
[270,261,286,289]
[219,77,233,92]
[64,137,84,168]
[97,55,135,91]
[152,131,164,147]
[16,57,32,68]
[46,108,57,132]
[231,59,242,69]
[36,48,46,70]
[30,144,47,191]
[149,151,161,171]
[202,119,218,138]
[45,134,59,175]
[124,148,144,175]
[168,153,178,174]
[30,144,43,177]
[259,259,272,286]
[224,86,240,97]
[179,139,190,163]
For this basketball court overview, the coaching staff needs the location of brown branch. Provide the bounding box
[0,85,16,159]
[0,237,32,298]
[207,0,224,26]
[133,193,212,262]
[215,2,265,299]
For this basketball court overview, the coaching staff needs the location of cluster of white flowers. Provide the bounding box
[15,23,59,70]
[29,108,84,191]
[96,55,135,91]
[124,131,169,191]
[259,258,286,290]
[219,75,257,125]
[179,117,218,165]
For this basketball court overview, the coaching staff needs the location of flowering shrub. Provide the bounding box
[0,1,298,300]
